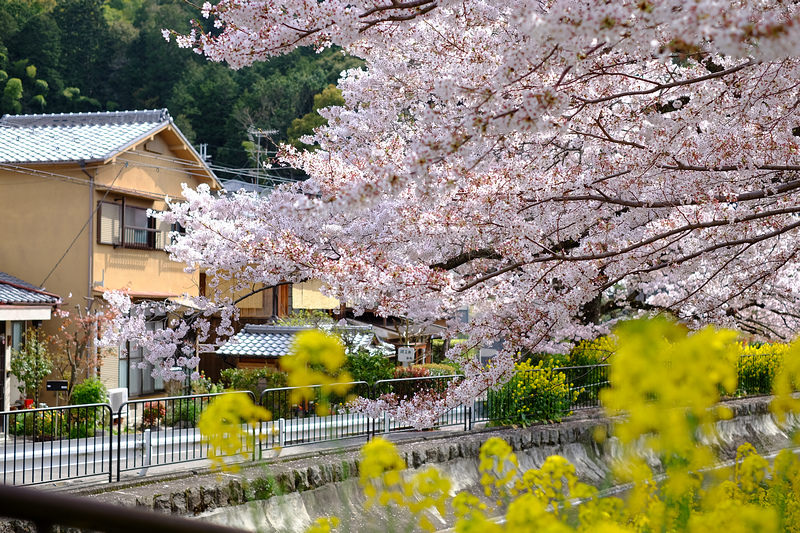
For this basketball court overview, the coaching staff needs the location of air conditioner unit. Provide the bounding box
[108,387,128,413]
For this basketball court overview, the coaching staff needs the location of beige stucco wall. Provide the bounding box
[292,280,340,310]
[0,126,216,397]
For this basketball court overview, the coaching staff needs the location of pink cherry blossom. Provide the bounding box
[104,1,800,427]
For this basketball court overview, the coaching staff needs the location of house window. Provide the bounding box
[123,319,165,397]
[98,200,167,250]
[97,201,122,246]
[123,205,158,250]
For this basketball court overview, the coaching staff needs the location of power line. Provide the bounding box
[40,163,128,288]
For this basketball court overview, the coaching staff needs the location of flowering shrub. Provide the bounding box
[201,317,800,533]
[392,366,430,379]
[141,401,166,427]
[9,409,61,438]
[488,361,575,426]
[567,336,616,367]
[732,343,790,396]
[191,371,223,395]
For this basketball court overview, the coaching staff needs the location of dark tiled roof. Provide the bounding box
[0,109,171,164]
[0,271,60,305]
[216,324,391,358]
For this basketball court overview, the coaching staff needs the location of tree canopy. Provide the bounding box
[103,1,800,424]
[0,0,361,167]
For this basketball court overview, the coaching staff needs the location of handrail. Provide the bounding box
[0,484,246,533]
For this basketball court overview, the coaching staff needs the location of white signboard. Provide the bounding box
[397,346,415,363]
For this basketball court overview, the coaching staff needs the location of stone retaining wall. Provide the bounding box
[7,395,799,532]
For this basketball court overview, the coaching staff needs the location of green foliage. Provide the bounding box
[417,363,459,376]
[220,367,288,398]
[0,70,7,84]
[3,77,23,99]
[9,59,28,78]
[34,78,47,93]
[29,93,45,110]
[10,329,53,405]
[165,399,202,427]
[8,405,105,438]
[70,377,108,405]
[489,361,575,426]
[287,84,345,150]
[344,350,395,385]
[25,64,35,78]
[275,309,334,327]
[61,86,79,99]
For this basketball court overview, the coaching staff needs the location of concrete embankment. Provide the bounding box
[11,396,800,533]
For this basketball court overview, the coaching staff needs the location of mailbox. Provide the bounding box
[46,380,69,392]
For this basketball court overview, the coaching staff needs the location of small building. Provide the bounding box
[0,271,61,410]
[215,324,394,370]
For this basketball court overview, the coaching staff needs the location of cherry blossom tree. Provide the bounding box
[105,1,800,426]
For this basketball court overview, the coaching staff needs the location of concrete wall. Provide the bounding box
[23,395,797,533]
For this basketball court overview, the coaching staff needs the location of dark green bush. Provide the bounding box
[220,367,288,398]
[165,399,203,427]
[70,378,108,405]
[344,350,394,385]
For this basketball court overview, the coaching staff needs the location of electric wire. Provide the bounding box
[39,163,129,288]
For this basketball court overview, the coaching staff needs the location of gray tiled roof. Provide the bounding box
[216,324,392,358]
[0,271,60,305]
[0,110,171,164]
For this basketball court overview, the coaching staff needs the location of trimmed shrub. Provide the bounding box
[220,367,288,397]
[70,378,108,405]
[344,350,395,385]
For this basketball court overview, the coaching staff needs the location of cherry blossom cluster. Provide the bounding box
[107,1,800,424]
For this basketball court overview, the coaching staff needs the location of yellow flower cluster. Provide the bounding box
[279,330,354,416]
[600,317,739,473]
[358,437,451,531]
[197,392,271,473]
[491,360,575,425]
[198,317,800,533]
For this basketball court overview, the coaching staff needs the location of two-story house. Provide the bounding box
[0,109,222,399]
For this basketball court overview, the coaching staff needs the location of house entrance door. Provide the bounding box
[0,322,5,410]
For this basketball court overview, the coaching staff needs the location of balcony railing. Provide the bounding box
[122,226,164,250]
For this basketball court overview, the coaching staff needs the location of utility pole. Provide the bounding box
[246,127,278,191]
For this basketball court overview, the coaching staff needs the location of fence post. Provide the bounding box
[278,418,286,448]
[383,411,390,434]
[139,429,151,477]
[107,406,114,483]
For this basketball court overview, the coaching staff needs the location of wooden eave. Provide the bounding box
[103,123,222,191]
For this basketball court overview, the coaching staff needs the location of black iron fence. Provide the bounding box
[0,355,782,486]
[0,403,113,485]
[259,381,372,448]
[114,391,256,481]
[0,392,256,486]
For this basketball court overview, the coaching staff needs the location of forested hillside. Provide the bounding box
[0,0,362,169]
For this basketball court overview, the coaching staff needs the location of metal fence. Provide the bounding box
[0,355,780,486]
[115,391,256,481]
[0,392,257,486]
[259,381,372,448]
[0,403,113,485]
